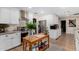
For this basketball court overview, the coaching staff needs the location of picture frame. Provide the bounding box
[69,19,76,27]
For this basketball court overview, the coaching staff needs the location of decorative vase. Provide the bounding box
[28,30,33,36]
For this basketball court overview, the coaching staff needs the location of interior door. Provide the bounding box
[61,20,66,33]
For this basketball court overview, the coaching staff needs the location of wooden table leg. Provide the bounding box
[29,44,32,51]
[48,35,49,48]
[23,39,27,51]
[23,40,25,51]
[23,42,25,51]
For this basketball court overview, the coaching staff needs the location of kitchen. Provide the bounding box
[0,7,79,51]
[0,7,28,50]
[0,7,50,51]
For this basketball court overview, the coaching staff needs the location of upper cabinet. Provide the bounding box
[0,8,20,24]
[10,8,20,24]
[0,8,10,24]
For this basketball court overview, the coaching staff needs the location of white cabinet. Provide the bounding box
[0,8,10,24]
[49,30,58,40]
[0,8,20,24]
[0,35,7,50]
[4,34,13,50]
[0,32,21,51]
[10,32,21,47]
[10,8,20,24]
[0,34,12,50]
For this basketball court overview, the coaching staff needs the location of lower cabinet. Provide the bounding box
[49,30,58,40]
[11,33,21,47]
[0,35,8,50]
[0,32,21,51]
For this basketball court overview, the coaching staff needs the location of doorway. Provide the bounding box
[61,20,66,33]
[38,20,46,33]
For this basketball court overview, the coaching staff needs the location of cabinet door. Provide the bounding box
[0,34,13,50]
[13,33,21,47]
[5,34,13,50]
[0,35,7,50]
[0,8,10,24]
[0,33,21,51]
[11,33,21,47]
[10,8,20,24]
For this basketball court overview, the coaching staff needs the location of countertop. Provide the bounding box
[0,31,21,35]
[21,31,28,33]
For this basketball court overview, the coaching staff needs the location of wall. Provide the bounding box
[75,16,79,51]
[66,18,76,34]
[38,14,61,40]
[61,17,76,34]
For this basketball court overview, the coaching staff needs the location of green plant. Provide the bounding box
[26,21,36,30]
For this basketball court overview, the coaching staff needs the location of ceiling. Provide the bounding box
[26,7,79,18]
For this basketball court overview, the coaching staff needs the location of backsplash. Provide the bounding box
[6,24,19,32]
[0,24,9,33]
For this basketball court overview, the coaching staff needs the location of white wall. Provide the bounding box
[66,19,76,34]
[60,17,76,34]
[38,14,61,40]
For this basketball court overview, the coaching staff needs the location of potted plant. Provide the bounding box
[26,21,36,35]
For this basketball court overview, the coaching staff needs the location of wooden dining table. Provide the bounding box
[23,33,49,51]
